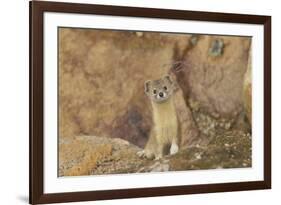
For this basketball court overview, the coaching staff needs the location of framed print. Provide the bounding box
[29,0,271,204]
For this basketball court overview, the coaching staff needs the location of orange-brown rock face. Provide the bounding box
[173,35,251,119]
[59,28,251,148]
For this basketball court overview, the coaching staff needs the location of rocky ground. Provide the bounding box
[59,109,251,176]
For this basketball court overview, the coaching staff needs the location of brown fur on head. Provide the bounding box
[144,75,175,103]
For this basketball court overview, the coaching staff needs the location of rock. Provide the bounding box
[59,131,251,176]
[59,136,144,176]
[59,28,251,149]
[169,129,252,170]
[136,32,143,37]
[189,35,199,46]
[208,39,224,57]
[59,136,113,176]
[59,28,198,147]
[138,161,170,172]
[243,47,252,125]
[171,78,199,147]
[172,35,251,118]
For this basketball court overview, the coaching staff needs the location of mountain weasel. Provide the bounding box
[137,75,179,160]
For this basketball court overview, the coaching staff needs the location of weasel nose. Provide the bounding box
[159,92,164,97]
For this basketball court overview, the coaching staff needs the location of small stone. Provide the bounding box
[225,123,231,130]
[150,163,170,172]
[209,39,224,57]
[136,32,143,37]
[212,112,220,118]
[195,153,202,159]
[190,35,198,46]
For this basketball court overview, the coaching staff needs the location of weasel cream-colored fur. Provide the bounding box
[138,75,179,160]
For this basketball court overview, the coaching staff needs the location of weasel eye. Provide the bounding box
[163,86,168,90]
[153,89,157,94]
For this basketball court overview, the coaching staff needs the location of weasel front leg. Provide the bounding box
[170,137,179,155]
[154,143,164,160]
[137,149,155,159]
[137,131,156,159]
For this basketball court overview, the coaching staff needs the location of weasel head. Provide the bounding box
[144,75,175,104]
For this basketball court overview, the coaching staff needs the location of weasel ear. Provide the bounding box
[164,75,178,91]
[164,75,173,85]
[144,80,151,95]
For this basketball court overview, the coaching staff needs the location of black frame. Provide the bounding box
[30,1,271,204]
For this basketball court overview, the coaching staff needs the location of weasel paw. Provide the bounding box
[154,156,162,160]
[137,150,146,158]
[170,143,179,155]
[137,150,155,159]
